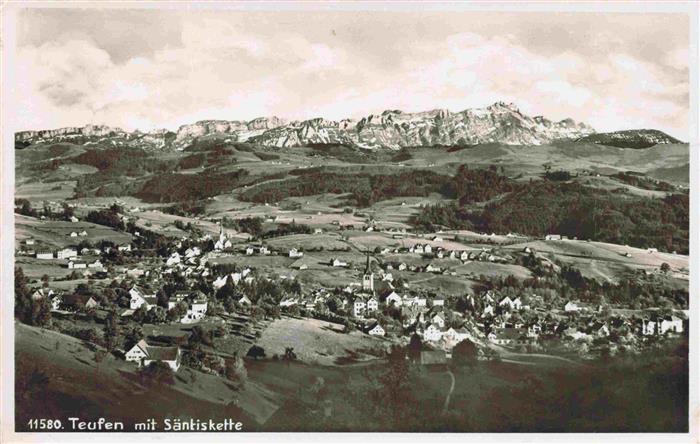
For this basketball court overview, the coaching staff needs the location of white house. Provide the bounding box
[68,261,87,269]
[69,231,78,238]
[423,324,444,342]
[545,234,562,241]
[564,301,580,312]
[78,230,88,237]
[129,286,156,310]
[332,258,348,267]
[289,248,304,258]
[366,297,379,312]
[659,316,684,334]
[117,244,132,252]
[36,251,53,260]
[238,295,252,306]
[56,248,78,259]
[482,304,495,317]
[126,340,181,372]
[87,260,103,269]
[353,299,366,317]
[166,252,181,266]
[432,314,446,329]
[433,298,445,307]
[367,323,385,337]
[385,291,402,307]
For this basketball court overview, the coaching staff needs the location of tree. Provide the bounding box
[225,353,248,384]
[103,313,121,351]
[660,262,671,274]
[452,339,478,367]
[140,361,175,387]
[407,333,422,362]
[246,345,266,360]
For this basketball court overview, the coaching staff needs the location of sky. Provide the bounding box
[15,8,691,139]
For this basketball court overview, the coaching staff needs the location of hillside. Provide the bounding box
[575,129,682,149]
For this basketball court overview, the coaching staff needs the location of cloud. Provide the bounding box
[14,11,690,140]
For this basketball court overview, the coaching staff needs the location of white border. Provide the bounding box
[1,2,698,444]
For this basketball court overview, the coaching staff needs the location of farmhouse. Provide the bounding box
[353,298,366,317]
[56,248,78,259]
[68,261,87,269]
[366,322,385,337]
[61,294,99,311]
[125,339,181,372]
[331,258,348,267]
[129,286,156,310]
[36,251,53,260]
[423,323,444,342]
[366,297,379,312]
[385,291,402,307]
[289,248,304,258]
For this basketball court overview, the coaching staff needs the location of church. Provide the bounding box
[362,253,374,294]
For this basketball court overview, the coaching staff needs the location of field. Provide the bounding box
[256,317,388,365]
[16,214,133,249]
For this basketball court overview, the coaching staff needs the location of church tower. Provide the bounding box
[362,253,374,293]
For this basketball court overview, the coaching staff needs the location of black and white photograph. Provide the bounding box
[1,1,698,441]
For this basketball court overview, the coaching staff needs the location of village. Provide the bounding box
[16,201,689,375]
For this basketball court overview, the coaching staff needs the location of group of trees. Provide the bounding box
[413,179,689,254]
[14,268,51,327]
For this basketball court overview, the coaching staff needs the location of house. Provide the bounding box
[499,296,522,311]
[659,316,684,334]
[36,251,54,260]
[641,319,657,336]
[489,328,530,346]
[432,314,446,329]
[68,261,87,269]
[69,231,78,237]
[24,239,35,246]
[49,294,63,311]
[88,259,103,269]
[129,286,156,310]
[545,234,562,241]
[423,323,444,342]
[182,295,208,324]
[56,248,78,259]
[482,304,494,317]
[397,263,407,271]
[366,323,385,337]
[61,294,99,311]
[290,259,308,270]
[444,327,470,343]
[385,291,402,307]
[289,248,304,258]
[78,230,88,237]
[31,288,53,301]
[433,298,445,307]
[564,301,580,312]
[331,258,348,267]
[353,298,366,317]
[238,295,252,306]
[166,252,181,266]
[424,245,433,254]
[647,248,658,253]
[70,216,79,223]
[313,228,323,234]
[425,263,442,273]
[366,297,379,312]
[126,340,181,372]
[432,236,444,242]
[245,247,255,255]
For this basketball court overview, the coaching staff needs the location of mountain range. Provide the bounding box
[14,102,682,150]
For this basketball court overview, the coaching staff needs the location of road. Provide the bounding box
[442,369,456,415]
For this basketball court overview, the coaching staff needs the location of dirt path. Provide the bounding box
[442,369,456,415]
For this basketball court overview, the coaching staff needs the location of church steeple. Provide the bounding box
[362,253,374,293]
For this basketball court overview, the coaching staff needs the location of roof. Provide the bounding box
[145,345,180,361]
[492,328,527,340]
[420,350,447,365]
